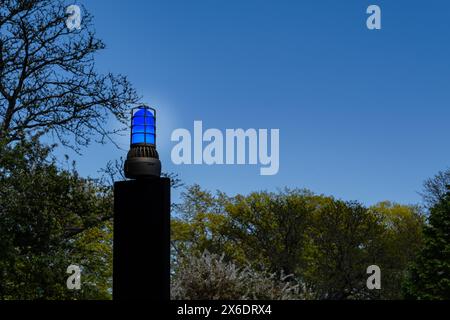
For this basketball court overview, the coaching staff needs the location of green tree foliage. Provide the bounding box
[306,200,385,299]
[0,138,113,299]
[370,201,424,299]
[403,187,450,299]
[172,185,425,300]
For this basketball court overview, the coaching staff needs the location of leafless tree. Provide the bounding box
[0,0,140,150]
[420,168,450,208]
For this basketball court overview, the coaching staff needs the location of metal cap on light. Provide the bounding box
[124,106,161,179]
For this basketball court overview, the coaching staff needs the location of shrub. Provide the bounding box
[171,251,305,300]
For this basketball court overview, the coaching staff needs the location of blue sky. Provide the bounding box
[60,0,450,205]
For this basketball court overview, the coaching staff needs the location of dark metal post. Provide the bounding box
[113,178,170,300]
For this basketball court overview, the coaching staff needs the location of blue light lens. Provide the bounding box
[131,108,155,145]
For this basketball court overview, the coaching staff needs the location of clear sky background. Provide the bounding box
[59,0,450,205]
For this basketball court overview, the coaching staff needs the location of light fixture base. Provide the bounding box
[124,157,161,179]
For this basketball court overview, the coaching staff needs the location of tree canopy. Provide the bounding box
[0,137,113,299]
[403,186,450,299]
[172,185,425,299]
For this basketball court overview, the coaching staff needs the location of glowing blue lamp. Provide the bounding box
[124,106,161,178]
[131,107,156,145]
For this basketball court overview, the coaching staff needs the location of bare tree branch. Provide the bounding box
[0,0,140,150]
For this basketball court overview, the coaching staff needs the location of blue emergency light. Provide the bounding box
[124,105,161,179]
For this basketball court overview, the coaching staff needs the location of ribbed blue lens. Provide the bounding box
[131,108,155,145]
